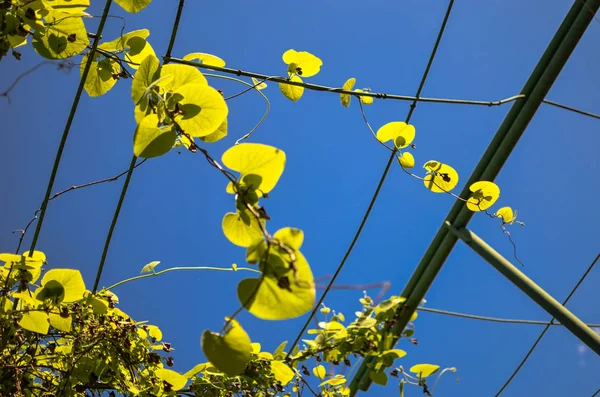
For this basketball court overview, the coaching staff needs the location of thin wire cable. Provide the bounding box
[495,253,600,396]
[417,306,600,327]
[286,0,456,361]
[542,99,600,120]
[591,387,600,397]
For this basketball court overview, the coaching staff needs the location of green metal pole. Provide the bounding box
[350,0,600,393]
[445,223,600,355]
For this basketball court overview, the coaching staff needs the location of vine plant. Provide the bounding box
[0,0,523,396]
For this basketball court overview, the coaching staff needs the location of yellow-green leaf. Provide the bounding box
[132,54,161,105]
[199,118,228,143]
[201,319,252,376]
[147,325,162,341]
[496,206,517,224]
[49,312,72,332]
[398,152,415,168]
[237,251,315,320]
[222,211,264,248]
[282,49,322,77]
[155,369,187,390]
[81,54,120,97]
[161,64,207,91]
[279,74,304,102]
[141,261,160,274]
[466,181,500,212]
[32,9,89,59]
[340,78,356,108]
[273,227,304,250]
[183,363,209,379]
[423,160,459,193]
[45,0,90,13]
[251,77,267,90]
[173,83,228,137]
[271,361,294,385]
[369,371,388,386]
[183,52,226,68]
[354,89,373,105]
[133,114,176,158]
[19,310,49,334]
[410,364,440,378]
[313,365,326,379]
[376,122,415,149]
[251,342,261,353]
[114,0,152,13]
[320,378,346,387]
[222,143,286,194]
[40,269,85,303]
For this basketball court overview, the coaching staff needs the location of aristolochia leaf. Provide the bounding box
[410,364,440,378]
[340,78,356,108]
[183,52,226,67]
[140,261,160,274]
[222,143,286,194]
[39,269,86,303]
[222,210,264,248]
[114,0,152,13]
[466,181,500,212]
[173,84,228,137]
[133,114,176,158]
[155,369,187,390]
[423,160,459,193]
[376,122,416,149]
[279,74,304,102]
[201,319,252,376]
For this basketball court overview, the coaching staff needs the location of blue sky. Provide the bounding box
[1,0,599,395]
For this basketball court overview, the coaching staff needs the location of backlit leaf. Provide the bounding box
[32,9,89,59]
[40,269,85,303]
[222,210,264,248]
[282,49,322,77]
[132,54,161,105]
[340,78,356,108]
[199,118,228,143]
[398,152,415,168]
[251,77,267,90]
[141,261,160,274]
[369,371,388,386]
[161,64,207,91]
[279,74,304,102]
[183,52,226,68]
[81,55,120,97]
[273,227,304,250]
[410,363,440,378]
[466,181,500,212]
[313,365,326,379]
[173,84,228,137]
[155,368,187,390]
[201,319,252,376]
[496,206,517,224]
[354,89,373,105]
[19,311,49,334]
[49,312,72,332]
[423,160,459,193]
[376,122,415,149]
[114,0,152,13]
[237,251,315,320]
[271,361,294,385]
[222,143,286,194]
[133,114,176,158]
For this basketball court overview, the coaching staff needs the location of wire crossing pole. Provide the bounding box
[349,0,600,393]
[445,224,600,355]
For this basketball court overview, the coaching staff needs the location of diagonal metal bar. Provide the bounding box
[445,223,600,355]
[350,0,600,393]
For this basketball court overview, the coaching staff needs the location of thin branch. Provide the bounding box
[358,100,394,152]
[1,61,72,103]
[417,306,600,327]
